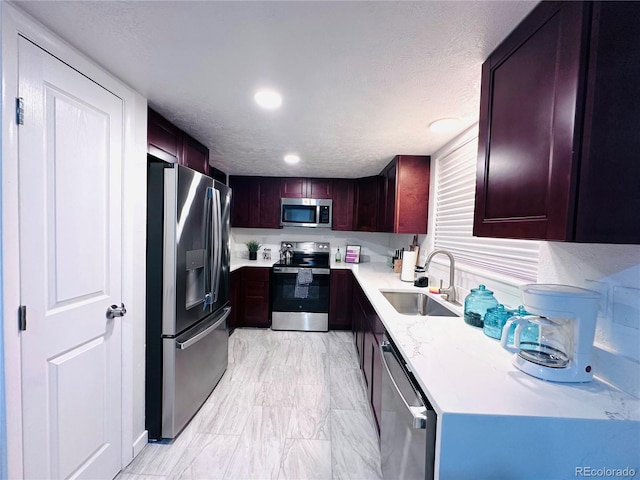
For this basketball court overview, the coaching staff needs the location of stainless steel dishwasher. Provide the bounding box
[380,335,437,480]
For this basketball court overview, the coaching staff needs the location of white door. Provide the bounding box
[18,36,124,480]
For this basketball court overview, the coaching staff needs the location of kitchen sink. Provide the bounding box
[380,290,460,317]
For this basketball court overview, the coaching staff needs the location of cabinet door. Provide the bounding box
[363,329,374,393]
[229,176,257,227]
[395,155,430,234]
[351,284,365,367]
[474,2,588,240]
[354,176,379,232]
[379,161,396,233]
[148,108,182,163]
[281,178,305,198]
[573,2,640,244]
[181,134,210,176]
[370,333,382,433]
[258,178,282,229]
[240,268,270,328]
[229,269,241,331]
[308,179,333,199]
[331,179,354,231]
[329,270,353,330]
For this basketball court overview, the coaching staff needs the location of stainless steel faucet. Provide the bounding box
[424,249,457,304]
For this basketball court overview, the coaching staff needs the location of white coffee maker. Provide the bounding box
[501,284,600,383]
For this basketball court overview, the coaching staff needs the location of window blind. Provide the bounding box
[433,132,539,282]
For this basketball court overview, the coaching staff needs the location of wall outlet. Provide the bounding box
[612,286,640,330]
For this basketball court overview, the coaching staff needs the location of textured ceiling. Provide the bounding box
[14,0,537,178]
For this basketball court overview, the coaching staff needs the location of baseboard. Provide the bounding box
[132,430,148,459]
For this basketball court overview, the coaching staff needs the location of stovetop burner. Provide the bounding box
[274,241,330,268]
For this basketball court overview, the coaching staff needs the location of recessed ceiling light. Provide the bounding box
[254,89,282,110]
[429,118,460,133]
[284,154,300,164]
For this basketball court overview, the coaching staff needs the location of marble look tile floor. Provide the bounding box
[118,329,382,480]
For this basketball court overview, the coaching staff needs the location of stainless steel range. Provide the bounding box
[271,241,331,332]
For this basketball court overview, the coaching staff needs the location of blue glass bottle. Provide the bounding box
[463,285,498,327]
[483,304,513,339]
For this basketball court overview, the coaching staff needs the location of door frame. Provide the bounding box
[1,4,148,477]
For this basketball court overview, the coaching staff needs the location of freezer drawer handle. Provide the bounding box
[106,303,127,319]
[175,307,231,350]
[380,341,428,429]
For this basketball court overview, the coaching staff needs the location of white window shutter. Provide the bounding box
[433,131,539,282]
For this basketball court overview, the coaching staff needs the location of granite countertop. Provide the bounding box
[230,258,639,422]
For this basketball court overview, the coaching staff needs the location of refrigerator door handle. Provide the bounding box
[203,187,215,309]
[175,306,231,350]
[211,187,222,303]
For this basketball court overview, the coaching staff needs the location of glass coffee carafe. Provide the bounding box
[501,315,573,369]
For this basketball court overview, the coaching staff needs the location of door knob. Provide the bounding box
[106,303,127,319]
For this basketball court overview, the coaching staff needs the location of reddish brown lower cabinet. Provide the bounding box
[233,267,270,328]
[329,270,353,330]
[351,279,382,434]
[371,336,382,431]
[228,269,241,331]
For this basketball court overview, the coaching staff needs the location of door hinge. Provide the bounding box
[18,305,27,331]
[16,97,25,125]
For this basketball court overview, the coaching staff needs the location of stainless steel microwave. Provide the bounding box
[280,198,332,228]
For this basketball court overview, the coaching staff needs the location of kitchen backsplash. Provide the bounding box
[231,227,392,263]
[538,242,640,398]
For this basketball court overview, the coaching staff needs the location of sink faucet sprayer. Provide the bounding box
[424,249,457,304]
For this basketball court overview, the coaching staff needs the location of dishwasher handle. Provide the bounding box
[380,341,428,429]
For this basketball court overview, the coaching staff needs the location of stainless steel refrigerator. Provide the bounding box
[146,162,231,440]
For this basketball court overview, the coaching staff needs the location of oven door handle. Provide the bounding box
[272,267,330,275]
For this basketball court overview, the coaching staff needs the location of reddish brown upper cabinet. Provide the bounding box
[379,155,430,234]
[147,108,213,177]
[181,133,210,176]
[331,179,355,231]
[148,109,182,163]
[229,176,280,229]
[475,1,640,243]
[281,178,333,199]
[329,270,354,330]
[354,176,380,232]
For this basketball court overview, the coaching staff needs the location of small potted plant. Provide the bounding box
[246,240,262,260]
